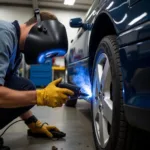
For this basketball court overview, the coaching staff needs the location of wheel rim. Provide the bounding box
[93,53,113,148]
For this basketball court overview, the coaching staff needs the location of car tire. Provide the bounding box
[91,35,150,150]
[65,99,77,107]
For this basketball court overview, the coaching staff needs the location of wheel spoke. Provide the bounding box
[93,100,99,118]
[102,97,113,124]
[96,64,103,92]
[101,59,111,92]
[99,111,109,148]
[96,81,100,98]
[93,71,101,119]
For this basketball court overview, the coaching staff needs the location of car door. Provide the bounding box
[68,0,100,65]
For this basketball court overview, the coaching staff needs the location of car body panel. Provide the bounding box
[120,39,150,108]
[67,0,150,64]
[66,0,150,109]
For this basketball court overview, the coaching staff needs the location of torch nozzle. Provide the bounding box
[57,82,91,99]
[80,92,89,97]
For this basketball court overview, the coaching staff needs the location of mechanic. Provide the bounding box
[0,9,74,148]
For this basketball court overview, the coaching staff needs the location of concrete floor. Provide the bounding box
[1,100,95,150]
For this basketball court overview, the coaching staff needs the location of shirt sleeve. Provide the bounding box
[0,29,14,85]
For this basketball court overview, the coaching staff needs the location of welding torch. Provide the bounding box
[57,82,89,100]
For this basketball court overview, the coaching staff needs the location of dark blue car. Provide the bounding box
[65,0,150,149]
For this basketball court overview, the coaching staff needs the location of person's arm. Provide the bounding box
[0,78,74,108]
[0,86,36,108]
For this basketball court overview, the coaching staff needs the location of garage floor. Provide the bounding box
[2,100,95,150]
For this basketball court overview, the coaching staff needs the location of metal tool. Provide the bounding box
[58,83,89,99]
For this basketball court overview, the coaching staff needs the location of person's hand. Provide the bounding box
[28,120,59,138]
[36,78,74,107]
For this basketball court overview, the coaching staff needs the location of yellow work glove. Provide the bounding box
[28,120,59,138]
[36,78,74,108]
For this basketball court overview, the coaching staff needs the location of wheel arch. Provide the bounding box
[89,13,117,73]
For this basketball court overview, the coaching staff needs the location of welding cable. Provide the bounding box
[0,121,49,137]
[0,120,23,137]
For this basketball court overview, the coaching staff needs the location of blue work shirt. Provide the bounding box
[0,20,19,85]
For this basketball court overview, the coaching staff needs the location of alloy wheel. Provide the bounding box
[93,53,113,148]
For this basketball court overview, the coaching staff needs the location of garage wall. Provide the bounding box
[0,5,86,43]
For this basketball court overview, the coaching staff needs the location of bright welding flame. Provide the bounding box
[71,66,92,99]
